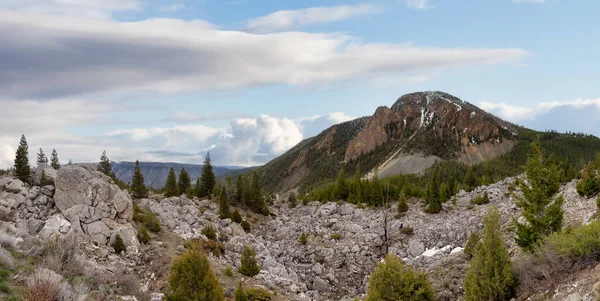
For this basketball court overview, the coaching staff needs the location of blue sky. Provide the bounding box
[0,0,599,168]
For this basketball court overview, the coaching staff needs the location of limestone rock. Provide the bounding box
[33,164,58,185]
[408,239,425,257]
[6,179,27,196]
[38,214,72,240]
[40,185,55,197]
[313,276,329,292]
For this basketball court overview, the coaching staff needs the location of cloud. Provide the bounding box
[513,0,545,3]
[403,0,435,10]
[480,97,600,135]
[0,0,140,19]
[160,3,185,12]
[0,9,527,100]
[245,4,383,32]
[295,112,354,138]
[161,111,248,123]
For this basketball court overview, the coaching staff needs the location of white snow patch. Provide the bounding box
[450,247,464,254]
[403,118,406,127]
[421,245,453,257]
[441,96,462,112]
[470,111,476,118]
[420,108,425,128]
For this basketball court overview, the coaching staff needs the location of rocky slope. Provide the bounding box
[258,91,517,192]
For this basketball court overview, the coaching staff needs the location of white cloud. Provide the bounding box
[245,4,383,32]
[0,9,527,100]
[403,0,435,10]
[513,0,545,3]
[0,0,140,19]
[161,111,247,123]
[160,3,185,12]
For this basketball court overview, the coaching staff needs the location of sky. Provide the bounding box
[1,0,599,168]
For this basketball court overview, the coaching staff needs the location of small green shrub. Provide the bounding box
[224,266,233,277]
[400,227,414,236]
[164,247,224,301]
[331,233,342,240]
[112,234,126,254]
[232,210,243,223]
[246,287,271,301]
[470,191,490,205]
[234,282,247,301]
[464,232,480,258]
[133,204,161,233]
[366,254,434,301]
[137,225,150,244]
[397,195,409,213]
[241,220,251,233]
[299,232,307,245]
[201,225,217,240]
[183,239,225,257]
[288,192,297,208]
[238,246,260,277]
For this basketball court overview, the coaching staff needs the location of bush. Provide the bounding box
[463,232,480,258]
[331,233,342,240]
[0,230,18,249]
[133,204,161,233]
[112,234,126,254]
[397,195,409,213]
[238,246,260,277]
[201,225,217,241]
[240,220,251,233]
[232,210,243,223]
[234,282,247,301]
[366,254,434,301]
[224,266,233,277]
[164,247,224,301]
[470,192,490,205]
[246,287,271,301]
[25,268,63,301]
[464,207,514,301]
[137,225,150,245]
[0,247,15,269]
[400,227,414,236]
[577,177,600,197]
[299,233,307,245]
[184,239,225,257]
[288,192,297,208]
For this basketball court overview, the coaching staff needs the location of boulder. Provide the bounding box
[313,276,330,292]
[27,186,40,200]
[33,164,58,185]
[6,179,27,196]
[40,185,55,197]
[38,214,72,240]
[408,239,425,257]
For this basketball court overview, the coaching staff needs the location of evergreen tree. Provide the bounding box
[464,207,515,301]
[425,169,442,213]
[50,149,60,169]
[177,168,191,195]
[397,192,409,213]
[194,177,202,198]
[515,138,564,252]
[14,135,31,183]
[366,254,434,301]
[68,159,72,165]
[234,282,247,301]
[36,148,48,166]
[218,186,231,219]
[288,192,297,208]
[335,167,349,200]
[199,152,216,197]
[235,175,243,204]
[164,247,224,301]
[249,171,267,214]
[164,168,179,197]
[131,160,148,198]
[238,245,260,277]
[97,150,112,176]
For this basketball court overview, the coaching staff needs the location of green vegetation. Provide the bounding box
[224,266,233,277]
[133,203,161,233]
[97,150,112,176]
[288,192,297,208]
[111,234,126,254]
[131,160,148,198]
[234,282,247,301]
[246,288,272,301]
[331,233,342,240]
[36,147,48,166]
[218,186,230,219]
[238,246,260,277]
[464,207,514,301]
[163,168,179,197]
[137,225,150,244]
[299,232,307,245]
[463,232,480,258]
[198,151,216,198]
[201,225,217,241]
[232,209,243,223]
[515,138,564,252]
[424,169,442,213]
[366,254,434,301]
[14,135,31,183]
[50,149,60,169]
[470,192,490,205]
[397,192,409,213]
[240,220,251,233]
[576,153,600,197]
[177,168,191,197]
[164,247,224,301]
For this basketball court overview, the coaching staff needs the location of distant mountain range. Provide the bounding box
[111,161,250,188]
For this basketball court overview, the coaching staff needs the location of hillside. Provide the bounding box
[258,91,520,192]
[111,161,249,188]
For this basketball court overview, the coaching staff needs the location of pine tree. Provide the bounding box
[218,186,231,219]
[164,247,224,301]
[199,152,216,198]
[131,160,148,198]
[235,175,243,204]
[238,245,260,277]
[36,148,48,166]
[97,150,112,176]
[366,254,434,301]
[515,138,564,252]
[288,192,297,208]
[194,177,202,198]
[464,207,515,301]
[164,168,179,197]
[425,169,442,213]
[14,135,31,183]
[397,192,409,213]
[50,149,60,169]
[249,171,267,214]
[177,168,191,195]
[335,167,349,200]
[234,282,247,301]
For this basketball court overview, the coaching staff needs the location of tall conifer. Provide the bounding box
[131,160,148,198]
[14,135,31,183]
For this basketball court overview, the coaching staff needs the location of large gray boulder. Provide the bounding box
[6,179,27,196]
[33,164,58,186]
[53,164,137,246]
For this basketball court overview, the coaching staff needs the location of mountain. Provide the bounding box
[111,161,250,188]
[257,91,521,192]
